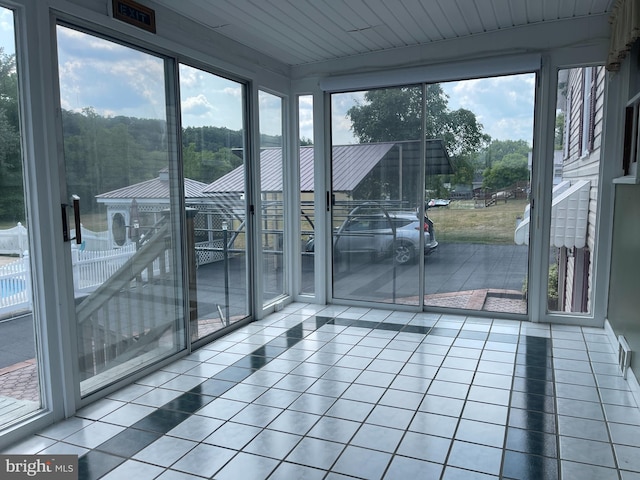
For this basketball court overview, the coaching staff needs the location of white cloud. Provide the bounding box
[181,94,214,117]
[223,86,242,98]
[331,91,364,145]
[298,95,314,141]
[444,73,535,143]
[56,26,168,120]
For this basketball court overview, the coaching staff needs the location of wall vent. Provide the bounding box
[618,335,632,379]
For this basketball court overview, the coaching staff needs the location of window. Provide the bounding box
[547,67,605,314]
[259,90,285,305]
[622,95,640,177]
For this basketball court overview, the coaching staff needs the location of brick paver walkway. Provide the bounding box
[0,359,39,402]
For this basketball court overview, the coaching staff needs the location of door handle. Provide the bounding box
[61,195,82,244]
[72,195,81,245]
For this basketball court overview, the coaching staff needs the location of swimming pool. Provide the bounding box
[0,278,26,298]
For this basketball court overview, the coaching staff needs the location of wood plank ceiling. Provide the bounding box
[153,0,615,66]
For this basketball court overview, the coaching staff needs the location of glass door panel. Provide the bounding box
[426,74,534,315]
[259,91,285,305]
[331,86,424,305]
[299,95,314,295]
[179,64,249,341]
[57,26,185,396]
[545,67,603,314]
[0,6,42,428]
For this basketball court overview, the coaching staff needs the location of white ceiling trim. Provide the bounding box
[318,53,541,92]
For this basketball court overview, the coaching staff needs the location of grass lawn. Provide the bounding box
[428,198,528,245]
[0,212,107,232]
[78,212,108,231]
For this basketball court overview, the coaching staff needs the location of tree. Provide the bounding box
[347,85,488,158]
[346,85,490,201]
[483,139,530,168]
[482,153,529,191]
[0,49,22,222]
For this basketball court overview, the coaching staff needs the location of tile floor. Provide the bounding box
[4,303,640,479]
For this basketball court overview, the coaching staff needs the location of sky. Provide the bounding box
[323,73,536,146]
[0,7,13,55]
[1,8,535,147]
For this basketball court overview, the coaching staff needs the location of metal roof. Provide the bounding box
[96,171,208,201]
[204,140,451,194]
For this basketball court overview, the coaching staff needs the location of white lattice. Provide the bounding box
[196,240,224,265]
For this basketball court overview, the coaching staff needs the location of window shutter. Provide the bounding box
[577,73,585,158]
[588,67,597,152]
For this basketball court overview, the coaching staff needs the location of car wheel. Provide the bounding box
[393,242,414,265]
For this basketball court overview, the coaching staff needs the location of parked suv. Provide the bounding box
[306,208,438,265]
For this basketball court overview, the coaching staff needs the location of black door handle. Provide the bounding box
[61,195,82,244]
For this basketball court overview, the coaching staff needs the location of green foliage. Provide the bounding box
[347,87,423,143]
[347,86,489,158]
[482,139,531,168]
[61,108,165,213]
[548,262,559,307]
[522,262,559,309]
[182,126,244,153]
[425,175,448,199]
[0,49,23,222]
[345,85,490,200]
[450,157,475,187]
[482,153,529,191]
[555,112,565,150]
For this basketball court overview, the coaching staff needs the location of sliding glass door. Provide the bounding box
[0,6,42,429]
[423,74,534,315]
[331,86,424,306]
[330,75,535,316]
[258,90,285,305]
[57,25,186,396]
[179,63,249,342]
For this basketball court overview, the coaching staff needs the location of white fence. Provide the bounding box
[0,245,138,316]
[0,227,224,317]
[0,222,111,256]
[71,244,137,290]
[0,255,31,315]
